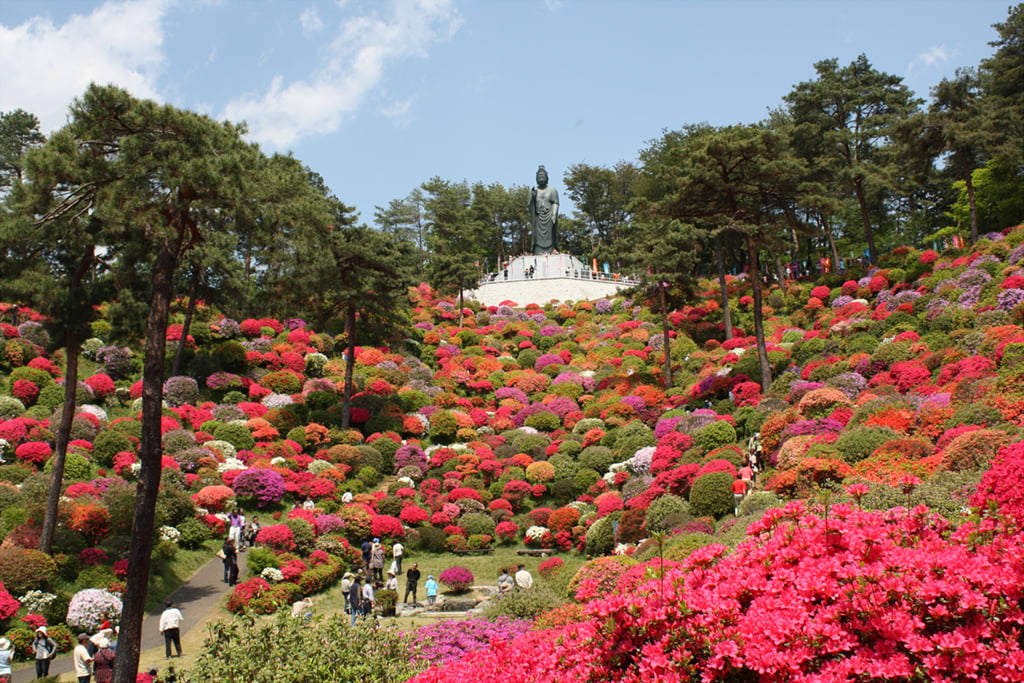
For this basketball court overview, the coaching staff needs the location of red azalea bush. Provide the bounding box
[370,514,405,539]
[0,582,19,620]
[256,524,296,552]
[15,441,51,467]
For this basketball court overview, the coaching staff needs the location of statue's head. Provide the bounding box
[536,165,548,187]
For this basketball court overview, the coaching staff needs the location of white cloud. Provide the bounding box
[381,97,414,126]
[0,0,172,133]
[221,0,462,149]
[300,6,324,35]
[908,45,954,75]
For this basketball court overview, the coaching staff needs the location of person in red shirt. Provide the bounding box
[732,477,748,515]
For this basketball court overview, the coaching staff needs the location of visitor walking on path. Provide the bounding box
[391,540,404,575]
[32,627,57,679]
[732,476,748,515]
[220,538,238,584]
[160,601,184,658]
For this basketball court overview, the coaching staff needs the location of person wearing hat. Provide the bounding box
[425,574,439,606]
[33,626,58,679]
[74,632,95,683]
[89,620,115,656]
[340,572,356,613]
[384,570,398,591]
[369,539,385,582]
[92,636,116,683]
[0,636,13,683]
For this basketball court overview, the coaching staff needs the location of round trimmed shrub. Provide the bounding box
[692,421,737,455]
[439,566,474,592]
[417,525,447,553]
[688,471,735,519]
[176,517,211,549]
[44,451,91,481]
[459,512,496,537]
[213,422,256,451]
[644,494,690,533]
[0,547,58,594]
[584,516,614,556]
[835,426,901,464]
[92,430,133,469]
[579,446,617,473]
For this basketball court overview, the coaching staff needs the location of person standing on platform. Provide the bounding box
[404,563,421,605]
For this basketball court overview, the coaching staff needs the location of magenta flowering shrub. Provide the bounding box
[411,617,531,666]
[408,502,1024,682]
[438,566,474,592]
[971,440,1024,526]
[232,468,286,507]
[393,443,429,475]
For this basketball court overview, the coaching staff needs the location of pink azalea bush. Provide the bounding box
[408,502,1024,682]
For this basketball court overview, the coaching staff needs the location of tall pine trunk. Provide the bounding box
[853,177,877,263]
[341,304,356,430]
[746,234,773,392]
[39,332,79,555]
[171,266,200,377]
[40,246,95,555]
[659,283,673,388]
[964,164,979,244]
[714,235,734,339]
[112,243,177,683]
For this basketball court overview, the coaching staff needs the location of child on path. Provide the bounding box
[425,575,439,606]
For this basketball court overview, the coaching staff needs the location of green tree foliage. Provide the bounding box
[563,161,638,251]
[925,69,987,243]
[0,109,45,193]
[978,4,1024,166]
[784,54,922,262]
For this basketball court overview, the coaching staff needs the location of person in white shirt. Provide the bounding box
[391,541,405,575]
[515,564,533,590]
[291,595,314,621]
[159,601,183,658]
[73,633,94,683]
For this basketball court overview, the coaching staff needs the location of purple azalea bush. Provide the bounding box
[232,468,287,507]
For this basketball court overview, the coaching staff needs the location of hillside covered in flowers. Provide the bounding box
[0,227,1022,680]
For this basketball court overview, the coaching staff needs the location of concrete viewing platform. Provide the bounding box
[467,254,640,307]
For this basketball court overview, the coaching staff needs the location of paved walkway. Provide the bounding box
[13,551,247,683]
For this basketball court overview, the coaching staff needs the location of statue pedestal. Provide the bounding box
[467,254,639,308]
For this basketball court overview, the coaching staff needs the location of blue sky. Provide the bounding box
[0,0,1013,224]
